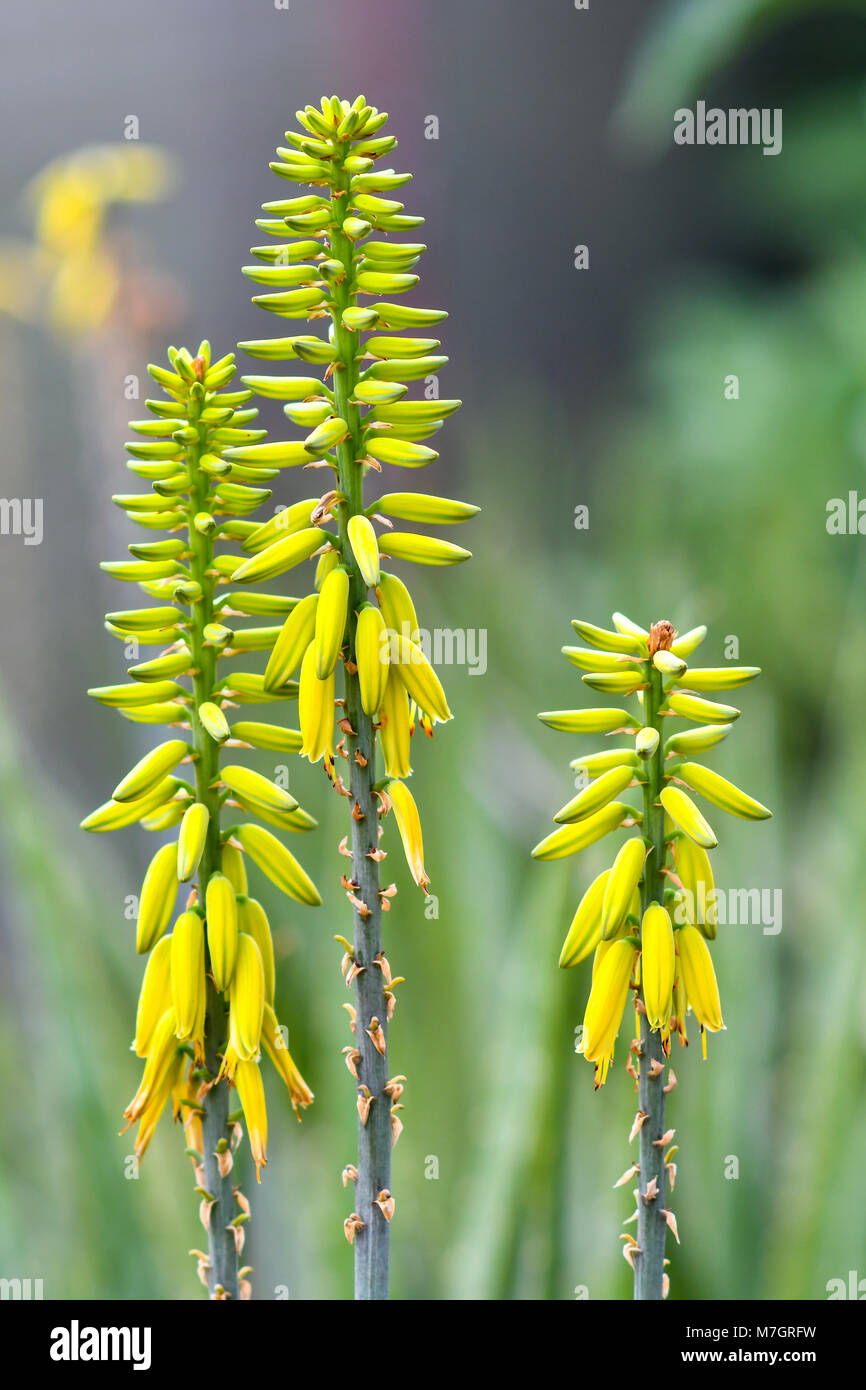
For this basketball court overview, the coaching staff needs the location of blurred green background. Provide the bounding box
[1,0,865,1300]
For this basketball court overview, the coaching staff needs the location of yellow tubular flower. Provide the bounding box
[385,779,429,891]
[347,513,381,587]
[554,764,635,824]
[677,925,724,1032]
[233,1059,268,1182]
[134,1051,185,1160]
[237,896,275,1005]
[531,802,632,862]
[601,837,646,938]
[375,570,420,644]
[112,739,188,804]
[221,842,249,895]
[559,869,610,968]
[135,841,179,954]
[392,638,451,724]
[298,642,335,763]
[264,591,318,691]
[594,1047,615,1090]
[234,824,322,906]
[218,1039,240,1083]
[659,785,718,849]
[123,1006,180,1124]
[641,904,675,1032]
[177,802,210,882]
[229,932,266,1060]
[379,671,412,778]
[313,565,349,678]
[672,951,688,1044]
[674,835,717,938]
[262,1002,314,1117]
[676,761,772,821]
[355,603,390,715]
[581,940,637,1063]
[133,935,173,1058]
[170,911,206,1045]
[206,873,238,992]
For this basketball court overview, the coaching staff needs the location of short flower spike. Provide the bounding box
[83,344,321,1299]
[534,614,771,1300]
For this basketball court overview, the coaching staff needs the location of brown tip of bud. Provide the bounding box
[648,620,677,655]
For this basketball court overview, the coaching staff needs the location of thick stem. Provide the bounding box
[329,182,391,1299]
[634,667,668,1300]
[186,400,240,1300]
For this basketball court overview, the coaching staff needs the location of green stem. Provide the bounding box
[634,666,668,1300]
[185,397,240,1301]
[329,168,391,1300]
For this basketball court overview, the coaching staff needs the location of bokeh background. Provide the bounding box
[1,0,865,1300]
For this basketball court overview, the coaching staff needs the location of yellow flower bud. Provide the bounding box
[641,904,674,1032]
[123,1006,180,1123]
[233,1059,268,1182]
[298,641,334,763]
[355,603,389,715]
[136,841,179,954]
[385,779,429,891]
[659,785,717,849]
[177,802,210,882]
[581,940,637,1063]
[677,925,724,1032]
[379,671,412,778]
[229,932,266,1060]
[347,513,381,587]
[554,764,635,824]
[238,896,275,1004]
[265,591,318,690]
[674,835,717,938]
[221,842,248,896]
[601,837,646,938]
[392,637,450,724]
[206,873,238,991]
[313,565,349,677]
[133,935,173,1058]
[559,869,609,968]
[170,911,206,1045]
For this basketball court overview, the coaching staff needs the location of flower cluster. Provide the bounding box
[82,345,319,1198]
[232,94,476,822]
[534,613,772,1088]
[234,94,477,1291]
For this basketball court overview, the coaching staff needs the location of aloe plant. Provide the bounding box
[533,615,771,1299]
[229,94,477,1299]
[83,344,321,1299]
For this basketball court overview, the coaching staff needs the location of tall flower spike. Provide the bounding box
[534,613,771,1300]
[236,95,477,1300]
[83,343,321,1298]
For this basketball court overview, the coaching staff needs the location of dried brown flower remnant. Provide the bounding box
[647,620,677,656]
